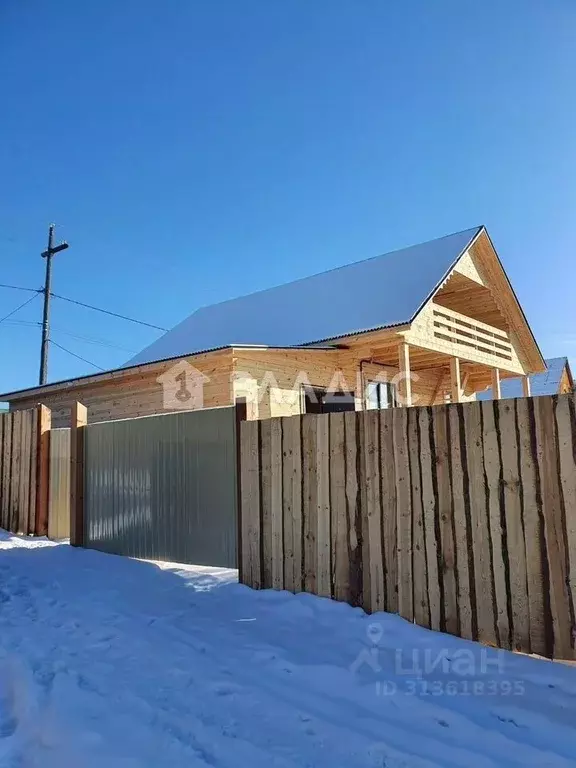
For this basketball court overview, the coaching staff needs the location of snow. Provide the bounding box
[0,530,575,767]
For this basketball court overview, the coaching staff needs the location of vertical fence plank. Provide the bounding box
[536,396,573,659]
[302,414,318,594]
[498,399,530,651]
[393,407,413,621]
[419,407,440,631]
[433,406,457,635]
[260,419,273,589]
[35,406,51,536]
[70,403,88,549]
[28,408,38,536]
[19,409,32,534]
[240,419,261,587]
[316,415,331,598]
[10,410,23,534]
[409,407,429,628]
[481,400,511,650]
[0,414,5,530]
[283,415,302,592]
[380,408,397,614]
[556,394,576,655]
[464,401,497,644]
[344,411,362,606]
[269,418,284,590]
[363,411,384,613]
[1,413,12,532]
[516,397,547,657]
[330,413,348,602]
[449,405,473,640]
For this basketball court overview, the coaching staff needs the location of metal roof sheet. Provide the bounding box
[126,227,482,367]
[477,357,569,400]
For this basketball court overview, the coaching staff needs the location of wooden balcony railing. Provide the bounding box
[432,306,513,363]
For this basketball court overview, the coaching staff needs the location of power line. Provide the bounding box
[51,327,136,353]
[50,292,168,332]
[0,283,40,294]
[0,293,40,325]
[49,339,105,371]
[0,319,135,352]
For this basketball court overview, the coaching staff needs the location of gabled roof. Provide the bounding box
[477,357,572,400]
[126,226,483,366]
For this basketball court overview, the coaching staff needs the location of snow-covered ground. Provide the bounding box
[0,530,575,767]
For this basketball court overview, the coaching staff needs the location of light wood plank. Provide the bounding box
[516,397,547,657]
[344,412,362,606]
[434,405,458,635]
[302,414,317,594]
[270,418,284,590]
[409,408,429,627]
[260,418,273,589]
[555,394,576,658]
[463,400,497,644]
[449,404,473,640]
[450,357,462,403]
[28,408,38,536]
[1,414,13,531]
[419,407,441,630]
[283,415,302,592]
[481,399,511,649]
[330,413,348,602]
[393,407,413,621]
[535,396,573,659]
[498,399,529,651]
[316,415,331,598]
[397,342,413,407]
[380,408,397,613]
[10,410,23,534]
[240,419,261,587]
[363,411,384,613]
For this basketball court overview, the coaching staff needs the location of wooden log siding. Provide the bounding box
[0,407,45,536]
[240,394,576,660]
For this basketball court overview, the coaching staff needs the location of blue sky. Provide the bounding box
[1,0,575,392]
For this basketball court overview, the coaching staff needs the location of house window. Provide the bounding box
[303,386,356,414]
[366,381,397,410]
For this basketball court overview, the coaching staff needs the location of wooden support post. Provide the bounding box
[70,402,87,547]
[397,341,412,407]
[522,375,531,398]
[450,357,462,403]
[35,405,51,536]
[235,398,248,573]
[491,368,502,400]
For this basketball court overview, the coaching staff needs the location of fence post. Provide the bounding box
[235,399,247,574]
[70,402,87,547]
[35,405,51,536]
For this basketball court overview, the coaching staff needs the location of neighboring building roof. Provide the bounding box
[477,357,572,400]
[125,226,483,367]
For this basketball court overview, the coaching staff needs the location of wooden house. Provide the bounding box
[0,226,546,427]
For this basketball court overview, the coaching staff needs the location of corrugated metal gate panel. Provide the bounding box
[48,428,70,539]
[83,407,237,567]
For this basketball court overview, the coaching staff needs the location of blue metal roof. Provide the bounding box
[477,357,570,400]
[126,226,482,367]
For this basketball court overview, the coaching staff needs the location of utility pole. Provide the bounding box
[39,224,69,385]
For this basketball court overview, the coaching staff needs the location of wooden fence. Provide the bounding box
[239,394,576,660]
[0,406,50,536]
